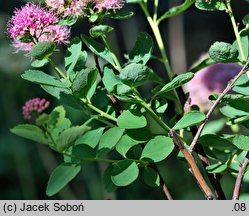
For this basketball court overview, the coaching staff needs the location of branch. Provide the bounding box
[169,129,216,200]
[189,60,249,152]
[233,152,249,200]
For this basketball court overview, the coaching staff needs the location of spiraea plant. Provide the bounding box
[8,0,249,200]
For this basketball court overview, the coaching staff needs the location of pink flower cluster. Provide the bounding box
[94,0,125,11]
[22,98,50,120]
[45,0,87,17]
[8,3,70,52]
[183,63,242,112]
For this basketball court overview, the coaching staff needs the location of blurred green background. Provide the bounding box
[1,0,249,200]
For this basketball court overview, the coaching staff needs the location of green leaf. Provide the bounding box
[144,167,160,187]
[103,165,117,192]
[208,41,239,63]
[10,124,48,145]
[70,144,96,163]
[209,93,244,102]
[206,163,228,174]
[56,124,91,152]
[129,32,154,65]
[98,127,124,155]
[195,0,226,11]
[31,42,56,60]
[81,34,115,66]
[115,135,139,157]
[111,161,139,186]
[117,109,147,129]
[106,11,134,19]
[120,63,162,87]
[220,106,249,118]
[201,119,225,135]
[146,113,166,135]
[159,0,194,21]
[126,127,153,142]
[36,113,49,126]
[71,68,98,98]
[60,92,84,110]
[21,70,68,88]
[189,57,215,74]
[46,163,81,196]
[220,99,249,118]
[227,116,249,126]
[31,59,49,68]
[90,25,114,38]
[88,14,99,23]
[65,37,87,74]
[141,136,174,162]
[75,127,105,148]
[41,85,71,99]
[102,65,122,93]
[173,111,206,130]
[232,135,249,151]
[59,16,77,26]
[243,14,249,26]
[233,74,249,95]
[153,98,168,115]
[199,134,235,151]
[47,106,69,128]
[155,72,194,95]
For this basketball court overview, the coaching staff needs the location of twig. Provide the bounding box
[162,184,173,200]
[151,164,173,200]
[189,60,249,152]
[233,152,249,200]
[169,129,216,200]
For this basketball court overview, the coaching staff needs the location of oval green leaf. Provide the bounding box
[111,161,139,186]
[173,111,206,130]
[10,124,48,145]
[141,136,174,162]
[117,109,147,129]
[46,163,81,196]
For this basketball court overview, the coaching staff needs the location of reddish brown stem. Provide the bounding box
[233,152,249,200]
[169,130,216,200]
[162,184,173,200]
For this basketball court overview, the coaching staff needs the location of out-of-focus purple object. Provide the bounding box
[183,63,242,112]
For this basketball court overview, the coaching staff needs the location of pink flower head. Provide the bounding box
[22,98,50,120]
[183,63,242,112]
[94,0,124,11]
[45,0,87,17]
[7,3,70,52]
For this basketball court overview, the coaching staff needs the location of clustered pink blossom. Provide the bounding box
[45,0,87,17]
[94,0,124,11]
[8,3,70,52]
[183,63,242,112]
[22,98,50,120]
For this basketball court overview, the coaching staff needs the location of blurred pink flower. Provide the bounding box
[94,0,124,11]
[22,98,50,120]
[183,63,242,112]
[45,0,87,17]
[8,3,70,52]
